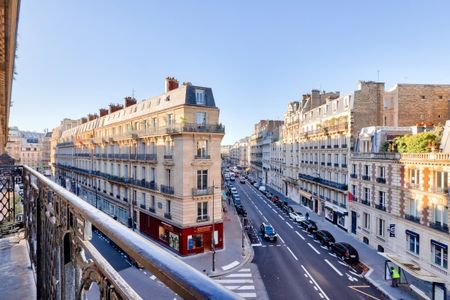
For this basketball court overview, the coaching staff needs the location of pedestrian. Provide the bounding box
[390,267,400,287]
[305,212,309,220]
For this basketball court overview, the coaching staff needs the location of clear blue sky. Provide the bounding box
[10,1,450,144]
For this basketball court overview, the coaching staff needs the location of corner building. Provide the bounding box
[54,78,225,256]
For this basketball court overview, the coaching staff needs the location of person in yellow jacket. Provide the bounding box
[390,267,400,287]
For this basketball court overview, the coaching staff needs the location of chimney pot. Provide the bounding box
[124,96,137,107]
[99,108,109,117]
[165,77,179,93]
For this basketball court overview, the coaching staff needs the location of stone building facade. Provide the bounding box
[54,78,225,256]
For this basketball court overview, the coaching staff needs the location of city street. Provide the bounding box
[233,180,387,300]
[90,230,179,300]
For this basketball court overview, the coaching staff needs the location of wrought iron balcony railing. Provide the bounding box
[192,187,214,196]
[160,184,175,195]
[405,214,421,223]
[6,165,237,299]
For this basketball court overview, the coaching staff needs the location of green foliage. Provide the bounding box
[394,129,442,153]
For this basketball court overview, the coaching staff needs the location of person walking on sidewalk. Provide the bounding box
[305,212,309,220]
[390,267,400,287]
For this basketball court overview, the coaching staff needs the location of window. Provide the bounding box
[197,140,208,157]
[167,114,174,127]
[409,198,419,217]
[431,241,448,269]
[379,191,386,206]
[410,169,420,186]
[377,218,385,238]
[197,201,208,220]
[151,196,155,209]
[141,167,146,181]
[352,164,356,175]
[141,192,146,206]
[195,89,206,105]
[197,170,208,190]
[166,169,171,186]
[364,165,369,176]
[436,171,448,193]
[152,117,158,128]
[364,187,370,202]
[196,112,207,125]
[166,199,171,214]
[406,231,419,255]
[363,212,370,230]
[378,166,385,179]
[432,204,448,225]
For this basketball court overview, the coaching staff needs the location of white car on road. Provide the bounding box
[289,211,305,222]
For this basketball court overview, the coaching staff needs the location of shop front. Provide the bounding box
[300,190,312,209]
[324,203,348,231]
[139,212,223,256]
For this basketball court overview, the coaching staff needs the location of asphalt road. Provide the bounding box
[234,180,387,300]
[89,229,179,300]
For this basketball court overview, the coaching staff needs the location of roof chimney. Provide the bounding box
[99,108,109,117]
[165,77,179,93]
[109,103,124,114]
[124,96,137,107]
[81,117,88,124]
[87,114,98,121]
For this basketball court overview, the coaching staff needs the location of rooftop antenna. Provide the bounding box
[377,70,380,82]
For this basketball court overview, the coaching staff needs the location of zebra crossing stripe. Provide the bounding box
[226,273,252,278]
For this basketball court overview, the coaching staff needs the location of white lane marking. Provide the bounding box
[277,235,285,244]
[286,246,298,261]
[251,243,262,247]
[272,208,277,213]
[324,259,343,276]
[314,286,318,291]
[239,268,251,272]
[285,222,293,229]
[237,285,255,290]
[143,271,147,275]
[349,270,363,278]
[337,260,348,267]
[236,292,257,298]
[258,210,263,216]
[304,273,308,277]
[278,214,285,221]
[308,243,321,255]
[222,260,240,270]
[319,293,324,299]
[226,273,252,278]
[263,216,268,222]
[295,231,305,240]
[301,265,330,300]
[214,279,254,284]
[150,275,156,280]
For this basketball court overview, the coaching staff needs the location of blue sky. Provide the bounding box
[10,1,450,144]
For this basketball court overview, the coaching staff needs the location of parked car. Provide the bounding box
[282,205,294,214]
[253,182,260,188]
[259,185,266,192]
[271,196,280,203]
[275,200,284,208]
[265,191,272,198]
[299,219,318,233]
[330,242,359,264]
[236,205,247,217]
[240,178,246,184]
[313,230,335,247]
[260,223,277,242]
[289,211,305,222]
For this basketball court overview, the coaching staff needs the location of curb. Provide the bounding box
[208,216,255,278]
[364,267,397,300]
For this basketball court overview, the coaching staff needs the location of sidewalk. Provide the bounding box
[181,198,254,278]
[266,185,418,300]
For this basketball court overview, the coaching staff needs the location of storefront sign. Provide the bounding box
[196,226,211,233]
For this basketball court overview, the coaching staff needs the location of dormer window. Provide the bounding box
[195,89,206,105]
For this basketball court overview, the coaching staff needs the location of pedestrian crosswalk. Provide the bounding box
[214,268,257,298]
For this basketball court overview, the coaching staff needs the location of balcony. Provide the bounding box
[375,203,386,211]
[197,216,210,223]
[327,162,332,166]
[339,202,347,208]
[405,214,421,223]
[0,165,236,299]
[161,184,175,195]
[140,204,146,209]
[321,162,325,166]
[164,212,172,220]
[333,145,339,148]
[148,207,155,213]
[192,187,214,196]
[334,163,339,167]
[362,175,371,181]
[195,154,211,159]
[429,221,449,233]
[361,199,371,206]
[164,154,173,160]
[352,152,400,160]
[376,177,386,184]
[135,153,158,162]
[350,173,357,179]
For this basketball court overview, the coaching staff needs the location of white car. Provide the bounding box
[259,185,266,192]
[289,211,305,222]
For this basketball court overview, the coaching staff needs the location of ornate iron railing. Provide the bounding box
[18,165,238,299]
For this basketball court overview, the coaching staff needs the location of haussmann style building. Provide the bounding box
[54,77,225,256]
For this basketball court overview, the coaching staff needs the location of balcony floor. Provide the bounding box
[0,232,36,299]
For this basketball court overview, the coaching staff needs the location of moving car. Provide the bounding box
[299,219,318,233]
[313,230,335,247]
[260,223,277,242]
[240,178,246,184]
[289,211,305,222]
[330,242,359,263]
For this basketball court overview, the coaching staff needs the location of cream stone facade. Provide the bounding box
[54,78,225,256]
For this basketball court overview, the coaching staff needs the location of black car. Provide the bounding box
[260,223,277,242]
[275,200,284,208]
[330,242,359,264]
[282,205,294,214]
[313,230,335,247]
[299,219,318,233]
[236,205,247,217]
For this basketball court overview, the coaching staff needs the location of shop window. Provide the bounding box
[187,234,203,250]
